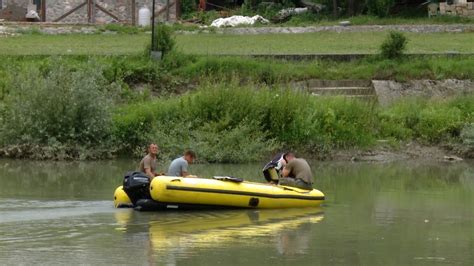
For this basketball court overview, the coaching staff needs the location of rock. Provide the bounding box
[272,8,309,23]
[300,0,325,12]
[339,20,351,26]
[443,155,463,162]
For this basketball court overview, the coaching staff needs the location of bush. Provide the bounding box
[0,59,113,148]
[415,105,463,143]
[113,83,378,161]
[380,31,408,59]
[151,24,175,56]
[378,96,473,144]
[180,0,198,18]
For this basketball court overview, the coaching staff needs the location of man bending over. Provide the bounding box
[280,152,313,190]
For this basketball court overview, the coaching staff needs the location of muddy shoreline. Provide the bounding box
[1,142,472,162]
[328,142,472,163]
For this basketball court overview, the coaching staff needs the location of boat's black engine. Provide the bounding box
[123,172,151,205]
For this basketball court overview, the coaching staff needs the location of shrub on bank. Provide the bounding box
[378,96,474,143]
[0,60,114,158]
[380,31,408,59]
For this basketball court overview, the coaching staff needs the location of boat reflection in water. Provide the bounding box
[114,207,324,262]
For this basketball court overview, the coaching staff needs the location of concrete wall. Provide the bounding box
[373,79,474,107]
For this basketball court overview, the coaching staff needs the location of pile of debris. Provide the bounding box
[209,0,325,27]
[211,15,269,27]
[271,0,325,23]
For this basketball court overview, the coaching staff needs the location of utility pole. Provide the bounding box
[151,0,156,53]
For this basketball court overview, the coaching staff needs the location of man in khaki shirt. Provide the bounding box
[280,152,313,190]
[139,143,159,179]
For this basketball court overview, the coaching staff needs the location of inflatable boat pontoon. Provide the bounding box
[114,172,324,211]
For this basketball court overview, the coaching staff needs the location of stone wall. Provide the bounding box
[2,0,30,7]
[1,0,178,23]
[440,2,474,16]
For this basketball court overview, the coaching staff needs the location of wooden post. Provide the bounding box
[166,0,170,21]
[131,0,136,25]
[176,0,181,19]
[92,0,96,23]
[41,0,46,22]
[53,1,87,22]
[87,0,92,23]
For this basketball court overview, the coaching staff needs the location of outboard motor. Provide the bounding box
[123,172,151,205]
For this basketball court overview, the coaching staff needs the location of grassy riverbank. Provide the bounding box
[0,54,473,93]
[0,56,472,161]
[0,31,473,55]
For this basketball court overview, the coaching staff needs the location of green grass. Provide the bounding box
[175,32,474,55]
[0,31,473,55]
[0,34,148,55]
[283,14,474,26]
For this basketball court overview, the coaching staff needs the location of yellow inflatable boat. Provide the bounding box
[114,172,324,211]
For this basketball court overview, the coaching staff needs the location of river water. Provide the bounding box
[0,159,473,265]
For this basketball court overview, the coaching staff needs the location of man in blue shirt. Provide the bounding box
[167,150,196,177]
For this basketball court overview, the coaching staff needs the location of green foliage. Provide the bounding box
[380,31,408,59]
[97,24,141,34]
[0,55,473,160]
[151,24,176,56]
[16,27,43,35]
[113,83,378,161]
[366,0,395,17]
[416,105,463,143]
[180,0,198,18]
[176,56,288,84]
[0,59,113,148]
[378,96,474,144]
[200,10,222,25]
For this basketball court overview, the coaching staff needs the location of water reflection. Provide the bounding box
[115,208,323,264]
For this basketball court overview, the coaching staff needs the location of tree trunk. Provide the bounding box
[333,0,338,17]
[347,0,354,16]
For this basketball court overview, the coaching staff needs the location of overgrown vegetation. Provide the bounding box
[0,54,473,99]
[0,56,472,161]
[0,60,115,159]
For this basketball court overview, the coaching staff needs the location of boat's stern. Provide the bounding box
[113,186,133,208]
